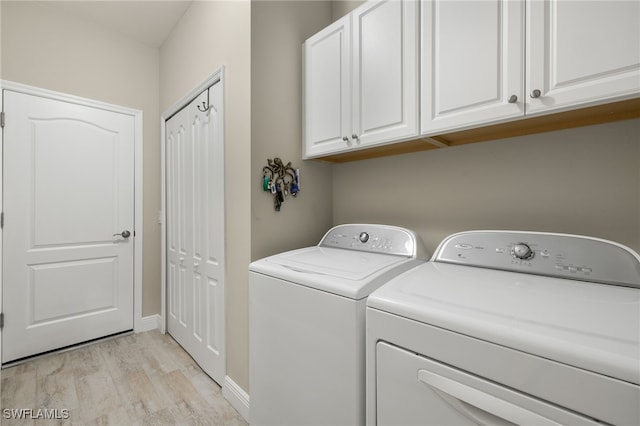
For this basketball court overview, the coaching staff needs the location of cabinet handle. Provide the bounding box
[508,95,518,103]
[342,136,349,142]
[530,89,541,99]
[351,134,359,140]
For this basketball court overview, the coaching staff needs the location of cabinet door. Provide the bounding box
[527,0,640,115]
[421,0,524,135]
[303,16,351,159]
[352,0,419,147]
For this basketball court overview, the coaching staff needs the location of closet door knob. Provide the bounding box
[530,89,541,98]
[508,95,518,103]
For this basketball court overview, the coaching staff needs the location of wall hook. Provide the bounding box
[197,101,209,112]
[197,89,210,112]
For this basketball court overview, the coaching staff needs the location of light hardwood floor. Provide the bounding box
[0,330,248,426]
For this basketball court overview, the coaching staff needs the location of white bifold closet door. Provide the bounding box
[165,83,225,384]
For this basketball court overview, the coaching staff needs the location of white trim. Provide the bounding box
[0,89,4,364]
[135,314,161,332]
[0,81,142,116]
[132,107,144,334]
[163,72,223,121]
[0,79,144,341]
[223,375,250,422]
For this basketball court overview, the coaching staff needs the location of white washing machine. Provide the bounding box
[366,230,640,426]
[249,224,428,426]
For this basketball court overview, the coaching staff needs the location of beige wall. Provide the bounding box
[333,119,640,254]
[0,1,162,317]
[331,0,364,20]
[159,0,252,392]
[251,1,333,261]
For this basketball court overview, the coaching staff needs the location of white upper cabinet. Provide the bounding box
[304,0,419,159]
[352,0,419,148]
[527,0,640,115]
[421,0,524,134]
[421,0,640,136]
[303,16,351,158]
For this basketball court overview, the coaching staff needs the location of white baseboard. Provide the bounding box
[223,376,250,422]
[134,314,160,333]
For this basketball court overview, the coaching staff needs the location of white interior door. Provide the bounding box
[2,90,135,363]
[166,83,225,384]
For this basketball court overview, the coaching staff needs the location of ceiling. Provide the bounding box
[46,1,194,48]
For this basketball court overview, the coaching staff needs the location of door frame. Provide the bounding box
[0,80,144,361]
[159,68,226,349]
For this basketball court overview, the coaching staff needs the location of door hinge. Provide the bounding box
[0,313,4,329]
[1,111,5,128]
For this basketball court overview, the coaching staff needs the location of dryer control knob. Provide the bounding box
[512,243,534,260]
[359,232,370,243]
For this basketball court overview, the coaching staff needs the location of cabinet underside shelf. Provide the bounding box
[314,97,640,163]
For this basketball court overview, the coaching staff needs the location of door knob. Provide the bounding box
[508,95,518,103]
[530,89,541,98]
[113,230,131,238]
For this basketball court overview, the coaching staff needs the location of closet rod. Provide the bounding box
[164,77,220,122]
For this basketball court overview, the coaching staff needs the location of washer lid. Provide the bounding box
[368,262,640,385]
[250,246,418,299]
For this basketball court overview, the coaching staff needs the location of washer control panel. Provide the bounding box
[435,231,640,288]
[319,224,428,259]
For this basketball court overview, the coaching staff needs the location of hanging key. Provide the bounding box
[276,182,285,203]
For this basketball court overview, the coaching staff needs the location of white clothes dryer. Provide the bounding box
[249,224,428,426]
[366,230,640,426]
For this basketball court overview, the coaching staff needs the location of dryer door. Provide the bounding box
[376,342,601,426]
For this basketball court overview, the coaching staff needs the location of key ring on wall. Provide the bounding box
[262,157,300,211]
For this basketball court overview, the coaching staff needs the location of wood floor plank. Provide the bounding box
[75,370,123,420]
[1,368,37,411]
[67,344,106,379]
[36,370,79,414]
[1,372,37,426]
[1,331,246,425]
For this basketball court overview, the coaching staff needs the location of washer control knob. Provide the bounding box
[359,232,370,243]
[512,243,534,260]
